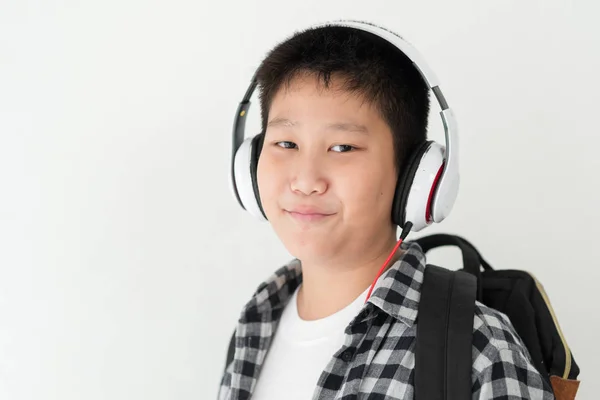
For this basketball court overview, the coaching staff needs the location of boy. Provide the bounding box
[220,21,554,399]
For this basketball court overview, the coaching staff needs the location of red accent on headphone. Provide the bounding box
[425,163,445,223]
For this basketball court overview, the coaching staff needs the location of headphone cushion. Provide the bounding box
[392,141,434,226]
[233,134,267,221]
[250,133,266,218]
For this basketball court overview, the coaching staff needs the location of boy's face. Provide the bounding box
[257,73,398,264]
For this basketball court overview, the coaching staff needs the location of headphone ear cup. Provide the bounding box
[395,141,447,232]
[233,133,267,221]
[392,141,433,227]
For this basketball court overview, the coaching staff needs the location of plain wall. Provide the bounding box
[0,0,598,399]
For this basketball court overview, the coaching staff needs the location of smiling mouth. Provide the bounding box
[284,210,335,222]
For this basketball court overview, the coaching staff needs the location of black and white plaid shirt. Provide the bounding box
[218,241,554,399]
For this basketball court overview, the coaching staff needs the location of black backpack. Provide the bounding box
[223,234,581,399]
[413,234,580,400]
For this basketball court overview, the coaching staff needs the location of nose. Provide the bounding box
[289,152,328,196]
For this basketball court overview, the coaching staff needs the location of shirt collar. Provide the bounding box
[365,241,425,326]
[239,241,426,327]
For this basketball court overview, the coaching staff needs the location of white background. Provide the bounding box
[0,1,598,399]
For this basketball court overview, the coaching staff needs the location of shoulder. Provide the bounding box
[472,301,531,362]
[470,302,554,399]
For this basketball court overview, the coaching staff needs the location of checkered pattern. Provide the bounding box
[218,241,554,399]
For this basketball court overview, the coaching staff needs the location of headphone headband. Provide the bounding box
[314,20,442,90]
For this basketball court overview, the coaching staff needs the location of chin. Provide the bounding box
[280,232,338,261]
[269,212,341,256]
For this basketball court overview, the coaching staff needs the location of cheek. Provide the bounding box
[257,154,280,212]
[339,164,397,217]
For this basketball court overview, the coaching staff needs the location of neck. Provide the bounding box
[296,234,403,321]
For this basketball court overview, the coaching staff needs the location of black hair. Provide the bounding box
[254,22,430,171]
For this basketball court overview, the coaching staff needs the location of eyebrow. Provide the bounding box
[267,117,297,128]
[267,118,369,134]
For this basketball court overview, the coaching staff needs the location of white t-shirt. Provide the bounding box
[251,285,369,399]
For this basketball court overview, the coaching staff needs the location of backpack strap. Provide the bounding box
[415,265,477,400]
[415,233,492,301]
[224,330,236,373]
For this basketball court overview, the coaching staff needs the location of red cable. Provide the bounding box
[364,237,404,303]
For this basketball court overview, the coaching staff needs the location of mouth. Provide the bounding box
[284,210,336,223]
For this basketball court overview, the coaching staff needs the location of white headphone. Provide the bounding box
[229,20,459,233]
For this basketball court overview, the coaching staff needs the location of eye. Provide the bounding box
[275,141,297,149]
[331,144,356,153]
